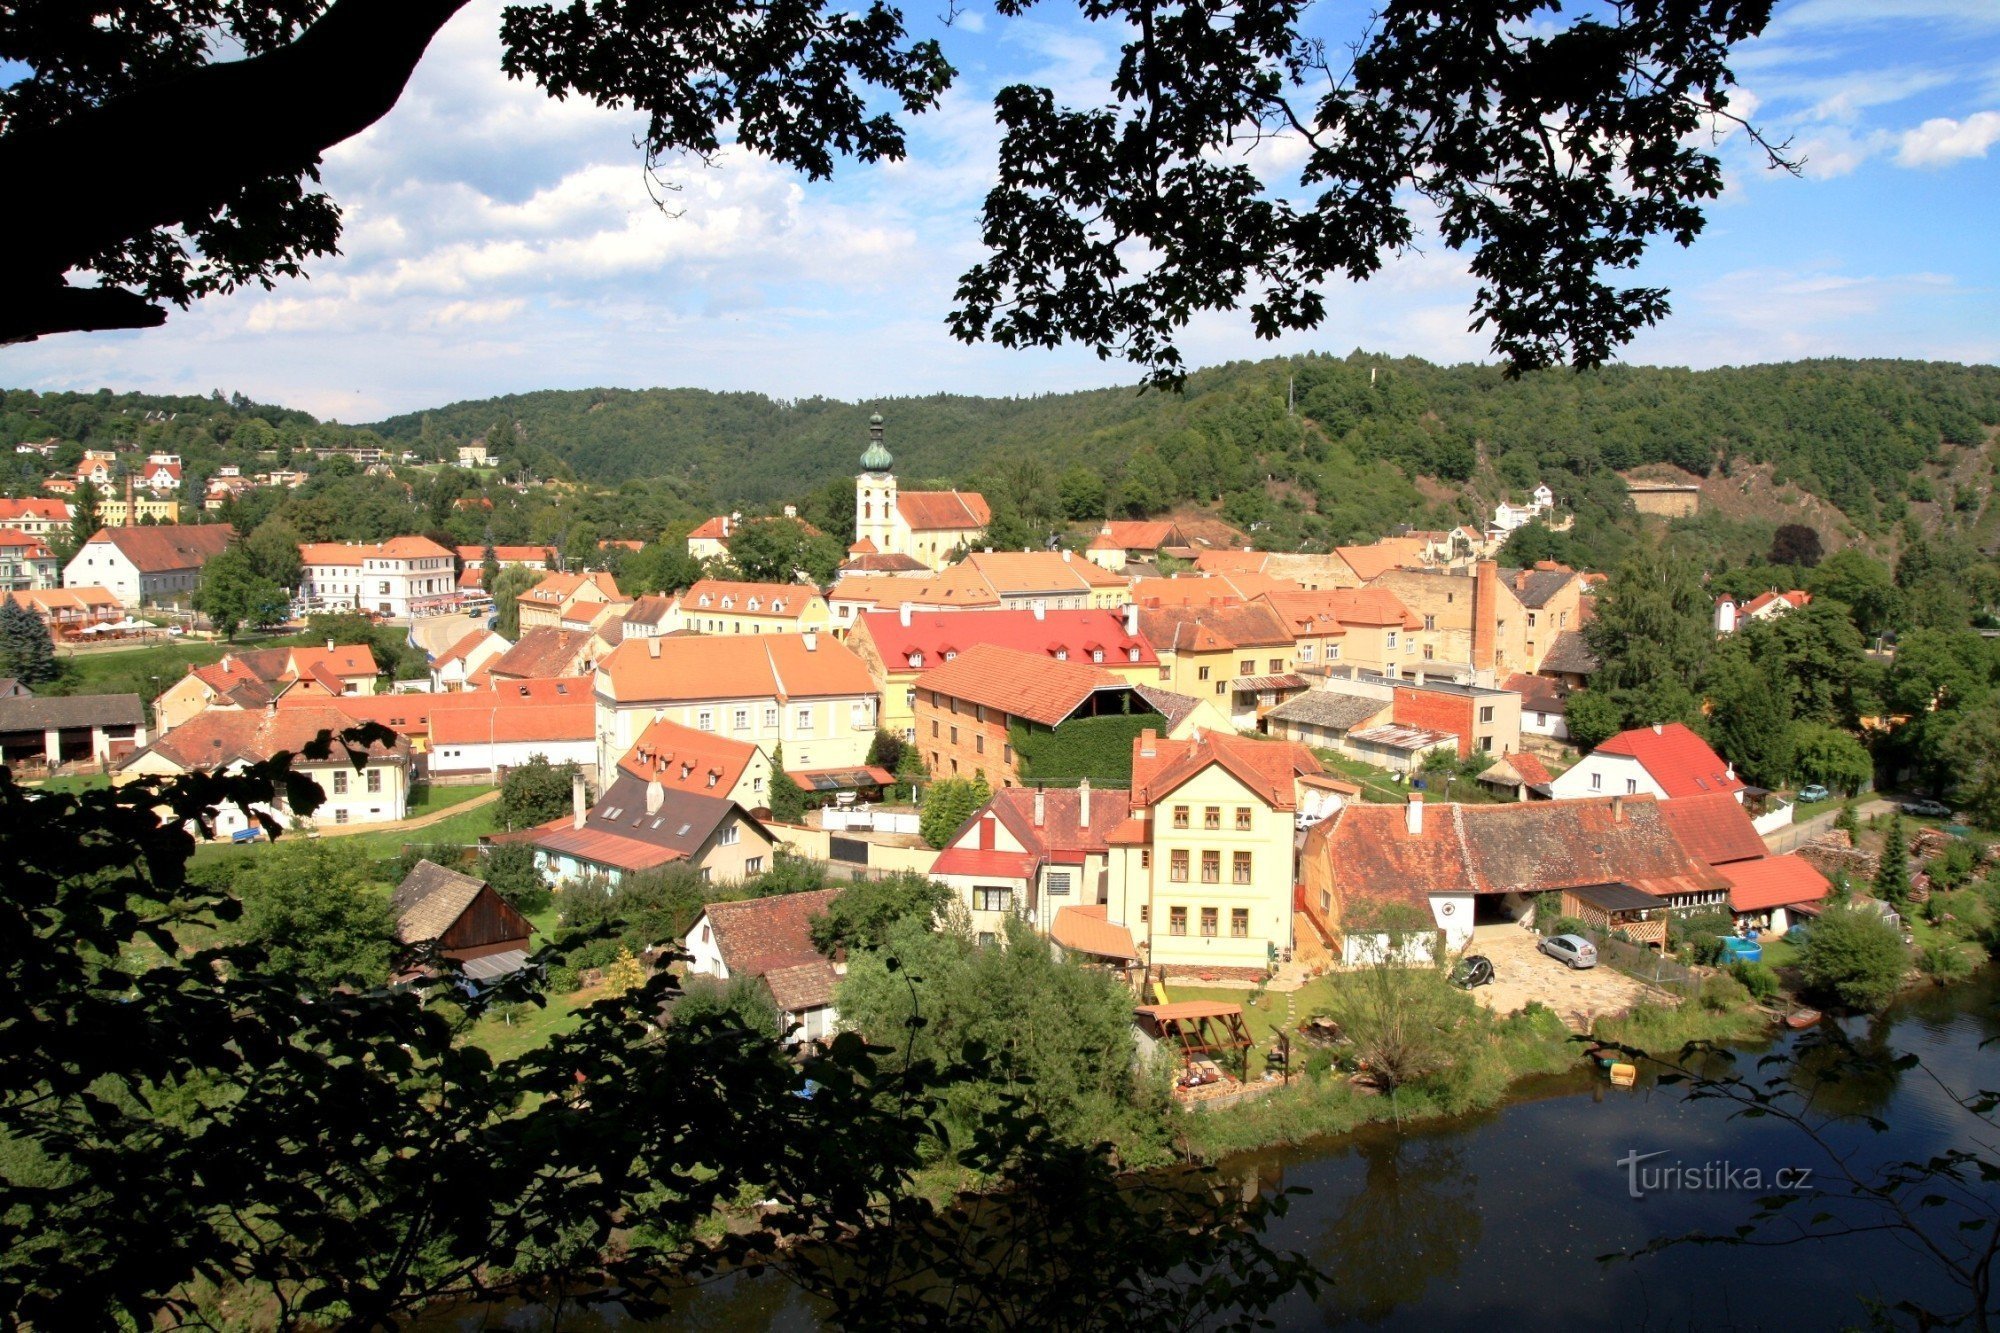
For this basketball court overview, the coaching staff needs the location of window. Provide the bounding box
[1479,705,1494,723]
[1046,870,1072,897]
[1269,658,1283,673]
[1423,644,1435,661]
[1203,806,1221,830]
[1139,904,1149,924]
[733,708,749,730]
[753,776,764,792]
[1386,631,1398,650]
[1200,907,1219,937]
[851,701,871,728]
[1626,778,1638,794]
[1329,643,1341,660]
[931,720,940,738]
[1299,643,1315,661]
[1480,736,1494,752]
[904,687,916,709]
[764,706,779,728]
[1232,851,1252,884]
[975,734,985,754]
[1003,743,1013,763]
[744,856,763,874]
[334,808,349,825]
[975,704,986,723]
[949,726,959,744]
[697,709,714,732]
[795,706,813,732]
[365,769,381,793]
[1239,658,1255,676]
[1197,665,1211,682]
[720,824,739,845]
[975,886,1012,912]
[1170,850,1190,882]
[332,770,348,795]
[1527,611,1538,628]
[1169,906,1188,936]
[1172,805,1189,829]
[1201,850,1221,884]
[1140,848,1151,869]
[1215,681,1227,696]
[1423,614,1436,631]
[1231,908,1249,938]
[1235,806,1252,830]
[1590,771,1603,791]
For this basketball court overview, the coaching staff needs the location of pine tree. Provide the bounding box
[768,743,807,824]
[0,599,60,685]
[480,534,499,592]
[1873,813,1911,906]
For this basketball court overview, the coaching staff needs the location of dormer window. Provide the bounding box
[908,652,923,668]
[1092,649,1104,663]
[698,594,712,607]
[748,597,761,611]
[1054,648,1068,660]
[773,599,786,612]
[1127,647,1140,662]
[943,649,957,661]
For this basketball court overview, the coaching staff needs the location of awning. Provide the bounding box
[461,949,528,981]
[1229,674,1309,692]
[786,765,895,792]
[1051,905,1140,962]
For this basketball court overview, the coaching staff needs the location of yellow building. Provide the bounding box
[667,579,834,636]
[1258,587,1422,679]
[97,496,180,526]
[516,570,622,632]
[1103,731,1329,979]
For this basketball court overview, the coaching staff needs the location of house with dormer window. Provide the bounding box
[663,579,833,636]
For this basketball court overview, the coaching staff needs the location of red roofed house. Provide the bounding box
[1657,790,1827,931]
[140,454,183,495]
[1301,792,1727,963]
[617,716,773,816]
[515,570,622,631]
[911,642,1159,787]
[1716,589,1811,634]
[153,641,380,734]
[1084,520,1192,572]
[529,769,776,888]
[1715,854,1830,934]
[684,888,844,1044]
[63,523,235,609]
[0,527,60,591]
[427,626,512,691]
[1550,721,1747,804]
[846,604,1159,742]
[852,415,989,572]
[1099,729,1329,979]
[932,781,1137,953]
[426,679,596,778]
[0,498,72,539]
[297,536,457,619]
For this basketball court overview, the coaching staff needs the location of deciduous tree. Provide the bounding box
[499,754,582,830]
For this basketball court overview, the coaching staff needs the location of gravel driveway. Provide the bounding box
[1462,923,1666,1029]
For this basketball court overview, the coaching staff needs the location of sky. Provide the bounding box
[3,0,1998,421]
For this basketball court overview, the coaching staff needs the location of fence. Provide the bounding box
[1577,923,1701,997]
[819,807,920,835]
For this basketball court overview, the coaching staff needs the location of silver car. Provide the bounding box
[1540,933,1598,969]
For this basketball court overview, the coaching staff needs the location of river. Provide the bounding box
[434,969,2000,1329]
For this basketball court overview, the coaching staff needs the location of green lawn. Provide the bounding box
[1165,976,1346,1080]
[464,989,594,1064]
[341,800,502,858]
[1312,751,1408,804]
[27,774,111,794]
[405,783,496,818]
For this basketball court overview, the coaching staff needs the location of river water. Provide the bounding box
[437,969,2000,1329]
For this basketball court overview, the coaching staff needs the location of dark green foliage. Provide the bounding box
[808,870,950,955]
[480,841,552,916]
[1768,523,1823,568]
[669,973,781,1040]
[866,728,907,774]
[1799,905,1909,1011]
[919,776,990,849]
[1701,649,1793,789]
[1669,908,1735,965]
[723,517,843,585]
[0,598,58,685]
[1874,815,1911,906]
[1580,545,1711,741]
[499,754,583,831]
[488,564,543,638]
[554,865,711,954]
[743,851,831,897]
[767,742,805,824]
[1730,960,1780,1001]
[192,544,287,640]
[1790,724,1874,796]
[1009,712,1163,787]
[224,839,397,989]
[1924,840,1978,893]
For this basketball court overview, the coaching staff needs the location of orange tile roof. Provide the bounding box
[896,490,991,531]
[1718,854,1830,913]
[8,586,120,617]
[855,607,1157,672]
[677,579,824,620]
[1050,904,1140,961]
[1130,572,1294,606]
[1333,538,1425,582]
[0,498,69,523]
[298,536,453,565]
[290,644,379,680]
[1130,730,1322,810]
[1134,601,1294,653]
[1656,790,1767,866]
[455,544,553,565]
[830,573,985,609]
[1596,723,1746,799]
[598,633,874,703]
[1086,521,1182,552]
[618,717,759,796]
[430,698,593,746]
[915,642,1129,727]
[521,570,621,605]
[87,523,234,572]
[486,627,599,680]
[1193,550,1270,575]
[963,550,1125,592]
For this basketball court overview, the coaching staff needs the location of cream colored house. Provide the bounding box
[667,579,834,635]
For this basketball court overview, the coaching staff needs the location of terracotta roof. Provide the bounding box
[963,550,1124,592]
[134,704,409,771]
[1134,601,1294,653]
[486,627,599,681]
[1333,539,1425,582]
[1719,854,1830,913]
[677,579,823,620]
[855,608,1157,673]
[916,642,1129,727]
[1130,572,1295,606]
[532,772,746,872]
[1131,730,1322,811]
[85,523,234,572]
[1287,587,1421,630]
[1656,790,1766,866]
[392,860,490,943]
[830,573,990,609]
[1503,671,1568,715]
[975,785,1135,861]
[1596,722,1746,799]
[431,698,593,746]
[1506,751,1553,788]
[1268,690,1388,732]
[896,489,992,531]
[298,536,453,565]
[432,627,505,672]
[618,718,759,796]
[7,587,120,617]
[291,644,378,680]
[1050,904,1140,961]
[455,544,553,565]
[0,527,52,556]
[689,516,731,541]
[1193,550,1270,574]
[837,552,931,574]
[1086,521,1182,552]
[597,633,875,704]
[1540,631,1599,676]
[0,693,143,730]
[0,498,69,522]
[521,570,621,606]
[931,846,1042,878]
[762,959,840,1013]
[698,887,843,977]
[1308,794,1728,911]
[1743,589,1811,616]
[622,595,675,627]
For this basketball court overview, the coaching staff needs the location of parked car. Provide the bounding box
[1798,783,1830,803]
[1900,798,1953,819]
[1450,955,1495,989]
[1539,934,1597,969]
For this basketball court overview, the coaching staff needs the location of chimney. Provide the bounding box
[1034,786,1046,827]
[1123,602,1138,636]
[571,769,587,829]
[1061,549,1072,563]
[646,778,664,815]
[1725,761,1735,781]
[1032,600,1045,620]
[1652,722,1663,735]
[1406,792,1424,835]
[899,603,912,627]
[1471,559,1498,683]
[1611,793,1625,823]
[221,653,232,672]
[1079,776,1091,825]
[802,630,818,651]
[648,637,661,659]
[326,637,335,653]
[1140,728,1157,759]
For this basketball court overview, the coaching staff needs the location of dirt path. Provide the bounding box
[309,788,500,838]
[1763,797,1894,855]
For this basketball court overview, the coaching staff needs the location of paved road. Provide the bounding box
[1762,797,1894,854]
[1465,923,1666,1030]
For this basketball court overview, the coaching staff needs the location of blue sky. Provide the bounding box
[3,0,1998,420]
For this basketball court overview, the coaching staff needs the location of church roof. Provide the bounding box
[860,412,893,471]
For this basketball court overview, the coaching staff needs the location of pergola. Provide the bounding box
[1133,1001,1254,1074]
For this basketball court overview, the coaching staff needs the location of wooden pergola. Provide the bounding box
[1133,1001,1254,1073]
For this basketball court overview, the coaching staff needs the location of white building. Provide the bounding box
[64,523,235,608]
[298,536,458,618]
[852,415,990,572]
[1548,721,1747,804]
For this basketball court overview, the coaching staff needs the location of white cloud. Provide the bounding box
[1896,110,2000,166]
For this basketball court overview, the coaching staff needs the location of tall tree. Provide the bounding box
[1767,523,1823,568]
[1701,649,1793,790]
[1872,814,1910,906]
[192,544,287,641]
[488,563,542,637]
[0,598,60,686]
[68,479,102,554]
[498,754,582,830]
[768,742,806,824]
[1579,546,1712,738]
[480,534,500,591]
[242,516,305,590]
[223,839,397,989]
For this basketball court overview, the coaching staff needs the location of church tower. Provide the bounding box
[855,413,898,555]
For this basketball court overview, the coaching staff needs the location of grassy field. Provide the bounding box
[1166,976,1346,1079]
[26,774,112,794]
[405,783,496,819]
[188,798,502,871]
[463,989,594,1063]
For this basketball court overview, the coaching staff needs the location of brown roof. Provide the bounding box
[1265,586,1420,631]
[1656,790,1767,867]
[1308,794,1728,910]
[0,693,144,731]
[622,594,675,627]
[1130,572,1296,606]
[699,887,844,977]
[1503,671,1568,715]
[1540,631,1599,676]
[896,490,992,532]
[1131,730,1322,810]
[761,959,841,1013]
[392,860,489,943]
[1334,539,1425,582]
[917,642,1130,727]
[1134,601,1294,654]
[87,523,234,573]
[134,704,410,771]
[486,627,598,681]
[530,774,753,873]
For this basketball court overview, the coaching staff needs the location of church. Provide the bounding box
[850,414,990,573]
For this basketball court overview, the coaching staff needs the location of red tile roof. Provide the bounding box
[896,489,991,531]
[598,633,874,703]
[931,846,1042,879]
[677,579,824,620]
[87,523,234,572]
[486,627,600,681]
[856,608,1157,673]
[1596,722,1746,799]
[455,544,553,566]
[1719,854,1830,912]
[138,704,410,771]
[1130,730,1322,810]
[0,498,69,523]
[1657,790,1767,867]
[1504,751,1553,788]
[298,536,453,565]
[1050,904,1140,961]
[1086,521,1183,552]
[1134,600,1294,654]
[916,642,1129,727]
[618,717,759,796]
[698,887,844,976]
[430,698,593,746]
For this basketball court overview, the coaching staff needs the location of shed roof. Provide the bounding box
[1719,854,1831,913]
[0,693,144,731]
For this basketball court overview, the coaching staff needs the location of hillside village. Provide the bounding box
[5,386,1994,1133]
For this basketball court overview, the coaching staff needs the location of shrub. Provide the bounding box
[1731,960,1781,1001]
[1917,943,1975,985]
[1531,892,1562,933]
[1799,906,1909,1011]
[1550,915,1587,939]
[1302,1048,1334,1083]
[546,964,581,994]
[1699,973,1751,1012]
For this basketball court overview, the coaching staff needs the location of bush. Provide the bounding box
[1531,892,1562,932]
[1926,841,1978,893]
[546,964,582,994]
[1302,1048,1334,1083]
[1731,960,1781,1001]
[1009,712,1162,787]
[1699,973,1752,1012]
[1549,915,1586,939]
[1670,908,1733,965]
[1799,906,1909,1011]
[1917,943,1975,985]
